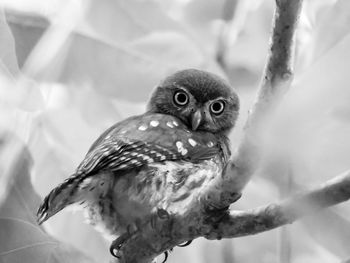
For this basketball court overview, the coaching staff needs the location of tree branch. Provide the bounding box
[113,1,319,262]
[205,0,303,210]
[117,169,350,263]
[205,170,350,239]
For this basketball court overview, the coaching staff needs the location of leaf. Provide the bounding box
[296,0,350,72]
[28,84,133,263]
[6,1,222,103]
[4,9,48,69]
[0,10,45,112]
[0,9,20,76]
[82,0,183,43]
[0,134,95,263]
[310,0,350,63]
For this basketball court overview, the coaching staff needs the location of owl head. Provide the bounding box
[147,69,239,134]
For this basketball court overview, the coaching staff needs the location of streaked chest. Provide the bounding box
[113,156,224,217]
[84,157,224,237]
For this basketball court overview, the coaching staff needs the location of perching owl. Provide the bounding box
[37,69,240,258]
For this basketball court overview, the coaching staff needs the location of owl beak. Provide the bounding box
[191,109,203,131]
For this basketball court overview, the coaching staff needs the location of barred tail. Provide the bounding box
[37,174,85,224]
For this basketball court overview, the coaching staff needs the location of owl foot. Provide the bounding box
[161,250,169,263]
[109,225,138,258]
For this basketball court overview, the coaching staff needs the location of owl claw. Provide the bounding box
[177,240,192,247]
[109,233,130,258]
[110,246,120,258]
[161,251,169,263]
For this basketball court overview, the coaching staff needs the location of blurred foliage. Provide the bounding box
[0,134,94,263]
[0,0,350,262]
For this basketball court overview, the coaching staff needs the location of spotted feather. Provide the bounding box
[37,113,228,225]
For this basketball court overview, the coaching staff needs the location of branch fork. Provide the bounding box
[111,1,350,262]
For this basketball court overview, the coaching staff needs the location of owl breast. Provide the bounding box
[84,156,223,238]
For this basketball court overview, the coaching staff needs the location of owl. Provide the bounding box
[37,69,240,258]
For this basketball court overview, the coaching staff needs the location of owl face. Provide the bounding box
[147,69,239,134]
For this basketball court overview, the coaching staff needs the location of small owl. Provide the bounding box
[37,69,239,257]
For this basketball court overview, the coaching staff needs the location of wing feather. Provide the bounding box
[37,113,228,224]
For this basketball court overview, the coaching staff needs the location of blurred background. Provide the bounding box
[0,0,350,262]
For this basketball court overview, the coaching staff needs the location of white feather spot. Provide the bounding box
[172,121,179,126]
[155,152,166,160]
[188,138,197,147]
[137,153,146,159]
[83,178,92,184]
[138,125,147,131]
[79,178,91,189]
[176,141,183,148]
[41,212,48,219]
[166,122,174,128]
[150,120,159,127]
[207,141,214,147]
[143,156,154,162]
[176,141,188,155]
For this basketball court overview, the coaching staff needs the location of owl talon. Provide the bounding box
[161,251,169,263]
[177,240,192,247]
[231,192,242,203]
[110,247,120,258]
[109,233,130,258]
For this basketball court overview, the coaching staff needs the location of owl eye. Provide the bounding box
[210,100,225,115]
[173,91,189,106]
